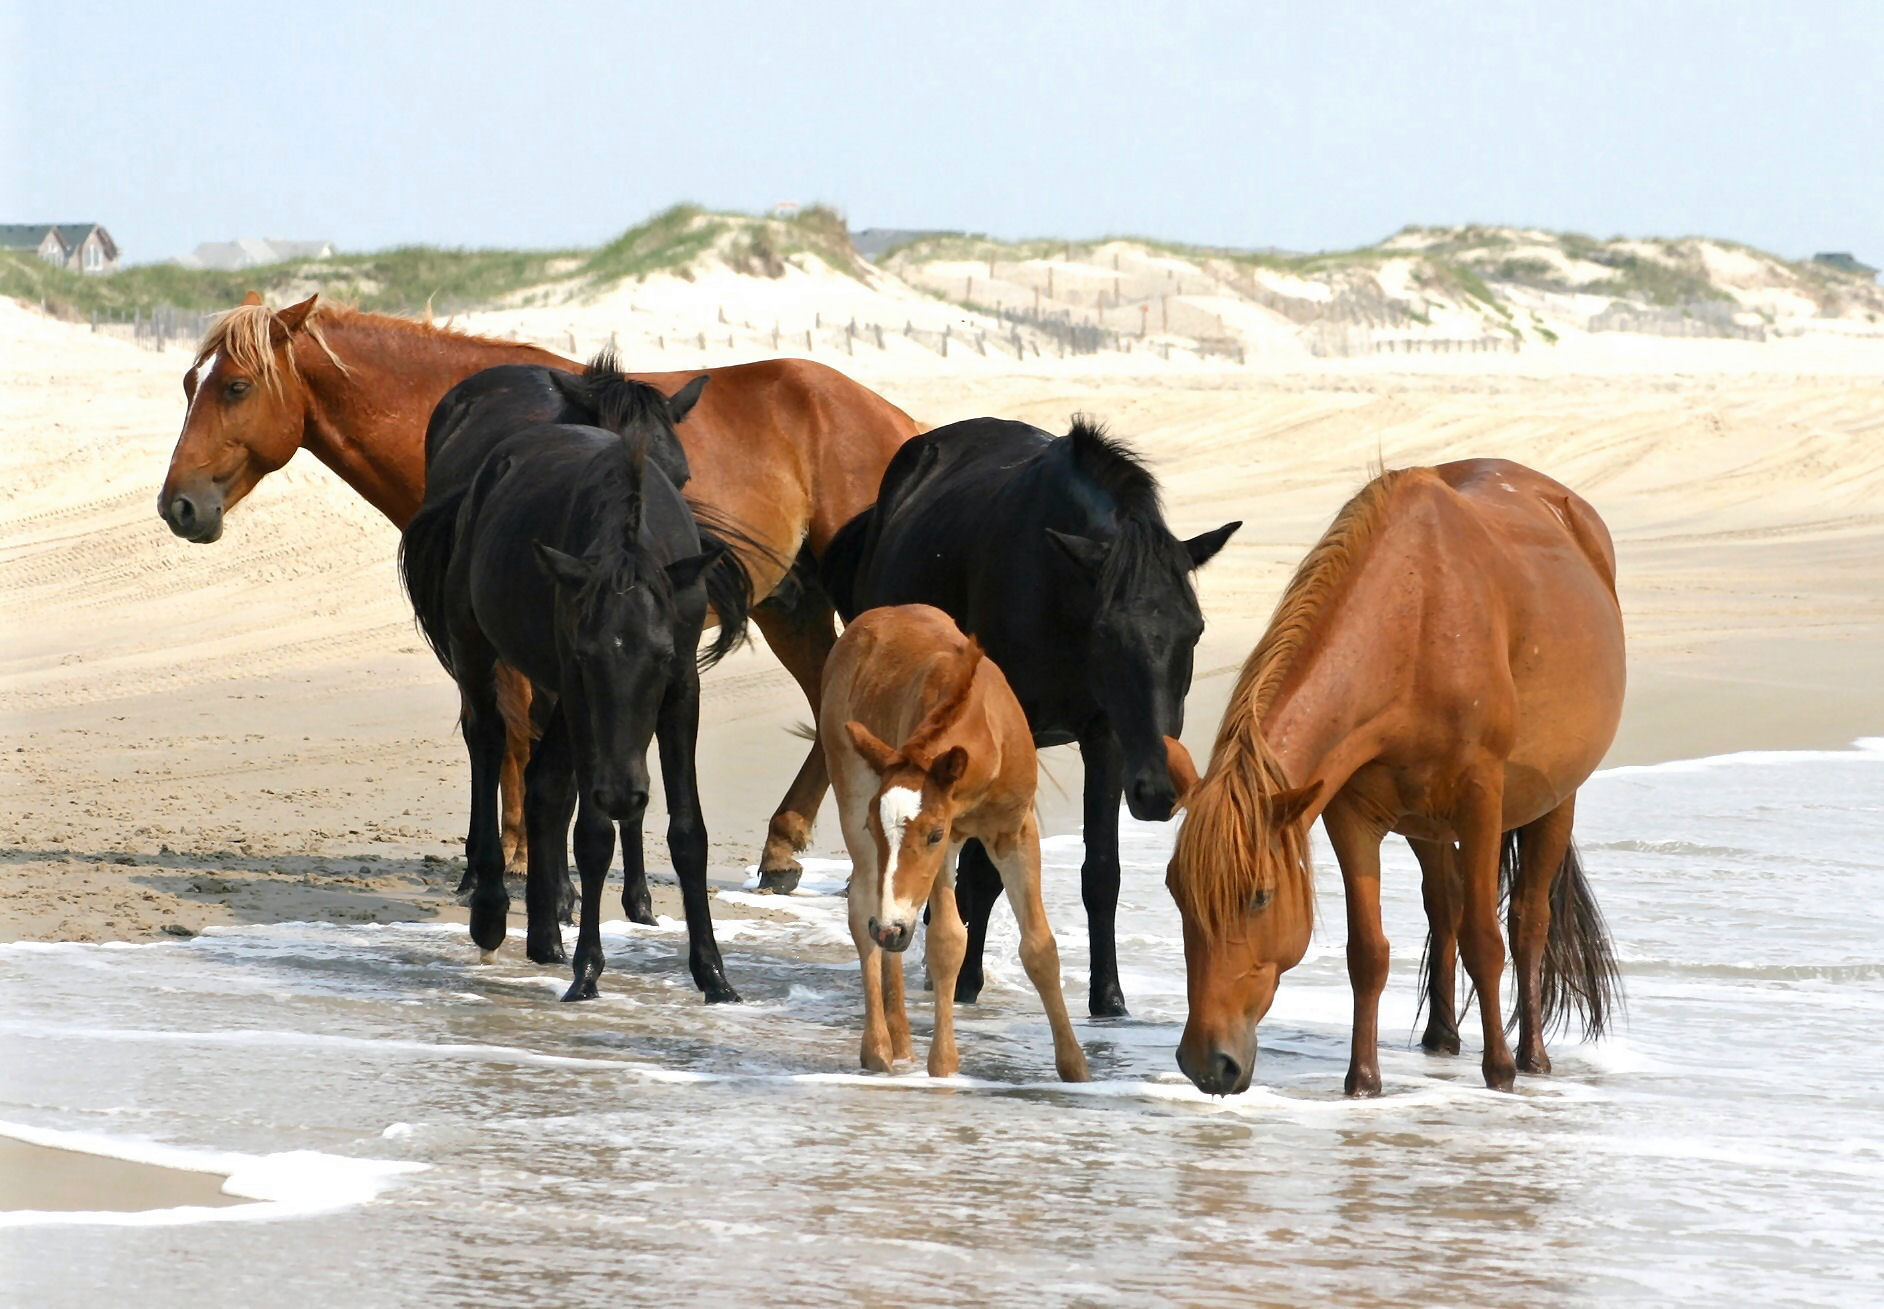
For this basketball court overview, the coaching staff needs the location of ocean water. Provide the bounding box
[4,741,1883,1306]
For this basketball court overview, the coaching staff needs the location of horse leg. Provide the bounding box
[950,839,1005,1004]
[1457,775,1517,1091]
[1409,836,1462,1055]
[1511,798,1576,1075]
[883,948,914,1064]
[750,589,839,893]
[848,881,895,1072]
[457,663,511,959]
[562,797,615,1001]
[656,673,739,1003]
[1325,804,1390,1097]
[1077,727,1129,1019]
[924,857,968,1077]
[618,780,657,926]
[521,707,575,965]
[495,664,535,881]
[987,811,1089,1082]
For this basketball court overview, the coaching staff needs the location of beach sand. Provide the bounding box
[0,1139,243,1214]
[3,298,1880,945]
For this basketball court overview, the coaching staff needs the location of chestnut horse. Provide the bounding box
[821,605,1088,1082]
[157,294,922,881]
[1166,459,1624,1097]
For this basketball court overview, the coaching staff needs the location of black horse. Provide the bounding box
[824,416,1238,1017]
[401,371,750,1003]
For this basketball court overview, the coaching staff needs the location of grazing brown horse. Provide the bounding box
[157,294,921,881]
[821,605,1089,1082]
[1166,459,1625,1096]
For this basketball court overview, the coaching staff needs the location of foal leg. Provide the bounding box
[1511,797,1576,1076]
[989,812,1089,1083]
[750,591,840,893]
[925,859,968,1078]
[1076,728,1129,1019]
[848,882,895,1072]
[1409,837,1462,1055]
[562,797,616,1001]
[1456,774,1517,1091]
[951,839,1006,1004]
[1325,804,1390,1097]
[522,707,575,965]
[657,674,739,1003]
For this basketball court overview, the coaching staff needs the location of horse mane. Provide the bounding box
[1169,467,1417,935]
[1061,415,1191,596]
[191,300,532,394]
[902,638,986,764]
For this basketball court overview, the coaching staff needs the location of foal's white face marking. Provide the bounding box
[878,785,922,853]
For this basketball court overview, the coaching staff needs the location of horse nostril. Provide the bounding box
[170,496,196,529]
[1210,1052,1242,1093]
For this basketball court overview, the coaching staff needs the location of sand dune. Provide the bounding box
[2,294,1880,945]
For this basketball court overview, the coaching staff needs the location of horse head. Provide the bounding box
[533,539,718,822]
[841,721,972,954]
[158,293,323,542]
[1045,517,1239,821]
[1166,748,1323,1096]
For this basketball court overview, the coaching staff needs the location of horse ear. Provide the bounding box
[1184,521,1241,570]
[241,290,264,307]
[1164,736,1201,808]
[664,551,715,592]
[273,294,319,335]
[928,746,969,793]
[1265,780,1324,829]
[1045,528,1108,576]
[666,374,709,425]
[532,542,591,591]
[843,721,902,774]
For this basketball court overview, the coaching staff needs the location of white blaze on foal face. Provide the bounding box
[874,783,931,925]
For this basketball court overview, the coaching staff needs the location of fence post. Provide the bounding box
[806,328,813,351]
[773,323,780,350]
[876,324,885,350]
[699,331,706,350]
[942,325,949,358]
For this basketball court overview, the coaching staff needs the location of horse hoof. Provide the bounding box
[560,978,599,1002]
[1344,1070,1384,1098]
[704,984,742,1005]
[624,893,657,925]
[1420,1030,1462,1056]
[477,948,498,965]
[1518,1051,1553,1076]
[1088,988,1129,1020]
[952,977,983,1005]
[526,940,567,967]
[1483,1060,1518,1092]
[755,868,801,895]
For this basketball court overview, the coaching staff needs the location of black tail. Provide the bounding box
[1512,836,1623,1041]
[819,506,876,623]
[684,500,786,670]
[1412,831,1623,1043]
[399,493,466,677]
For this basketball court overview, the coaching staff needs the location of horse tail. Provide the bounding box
[1510,835,1623,1040]
[398,493,465,676]
[819,506,876,623]
[682,501,782,670]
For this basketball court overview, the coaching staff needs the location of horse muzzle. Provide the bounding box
[1125,774,1178,823]
[1177,1041,1256,1097]
[160,489,224,544]
[868,916,914,953]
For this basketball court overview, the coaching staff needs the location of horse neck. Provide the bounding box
[293,314,566,528]
[1257,548,1404,809]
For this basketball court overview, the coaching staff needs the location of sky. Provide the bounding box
[4,1,1881,265]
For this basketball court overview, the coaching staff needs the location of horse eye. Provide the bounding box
[224,379,251,398]
[610,635,624,650]
[1249,887,1274,913]
[926,828,943,846]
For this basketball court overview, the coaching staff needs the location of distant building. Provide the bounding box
[174,238,336,271]
[0,223,120,274]
[1812,252,1878,280]
[851,228,952,261]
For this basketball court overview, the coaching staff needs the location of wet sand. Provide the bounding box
[0,1139,242,1215]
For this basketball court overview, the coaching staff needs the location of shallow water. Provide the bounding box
[5,742,1883,1305]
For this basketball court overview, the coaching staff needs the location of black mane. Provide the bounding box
[1060,416,1190,598]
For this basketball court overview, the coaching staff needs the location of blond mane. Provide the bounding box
[190,301,534,394]
[1169,467,1417,934]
